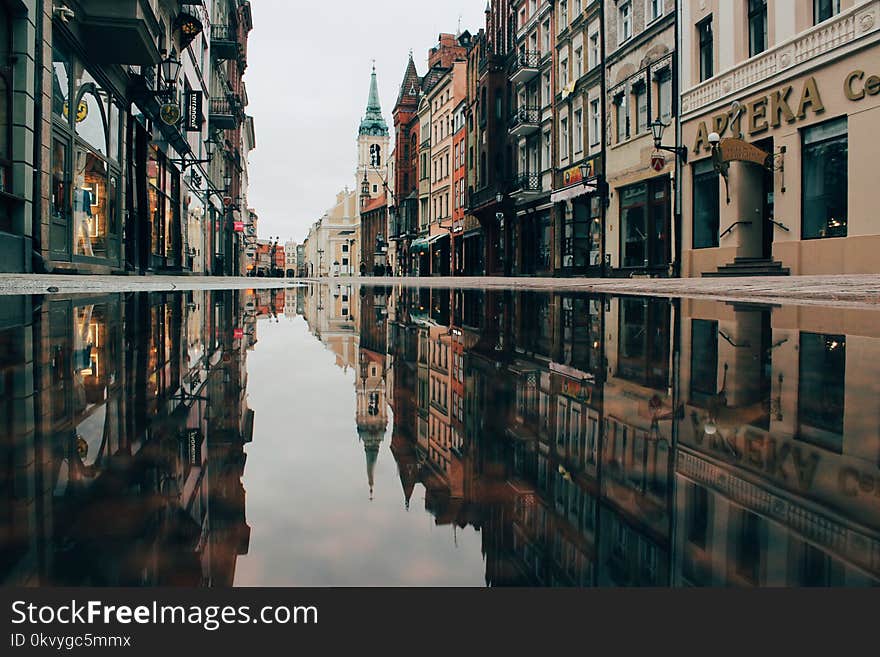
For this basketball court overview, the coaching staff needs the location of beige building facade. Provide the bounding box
[680,0,880,276]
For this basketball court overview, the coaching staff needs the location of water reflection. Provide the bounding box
[1,291,252,586]
[1,286,879,587]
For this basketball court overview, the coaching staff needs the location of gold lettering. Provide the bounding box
[845,70,866,101]
[866,75,880,96]
[712,113,729,138]
[797,76,825,119]
[839,468,860,497]
[748,97,769,135]
[771,85,796,126]
[693,121,710,153]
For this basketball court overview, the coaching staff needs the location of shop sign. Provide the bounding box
[233,328,244,340]
[692,76,825,153]
[185,91,203,132]
[650,151,666,172]
[844,69,880,101]
[717,138,772,167]
[233,221,245,232]
[561,155,601,187]
[160,102,182,126]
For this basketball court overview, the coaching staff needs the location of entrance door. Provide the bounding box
[49,134,72,262]
[753,138,775,259]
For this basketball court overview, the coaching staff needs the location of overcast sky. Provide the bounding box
[245,1,486,243]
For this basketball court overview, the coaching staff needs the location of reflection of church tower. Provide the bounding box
[357,349,388,500]
[357,64,391,201]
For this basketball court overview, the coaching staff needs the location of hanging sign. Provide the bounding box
[160,102,182,126]
[718,138,772,167]
[184,91,203,132]
[233,221,245,232]
[233,328,244,340]
[651,151,666,172]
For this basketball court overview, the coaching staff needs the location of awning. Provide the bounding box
[551,180,598,204]
[410,233,446,252]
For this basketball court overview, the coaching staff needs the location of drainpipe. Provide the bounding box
[31,0,45,273]
[673,0,683,278]
[599,0,608,278]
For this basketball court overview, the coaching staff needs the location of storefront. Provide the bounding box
[551,157,604,277]
[50,43,125,272]
[461,229,484,275]
[681,29,880,277]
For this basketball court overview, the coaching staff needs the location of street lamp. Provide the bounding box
[650,117,688,162]
[160,50,182,91]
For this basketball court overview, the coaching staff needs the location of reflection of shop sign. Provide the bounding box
[188,430,201,466]
[63,100,89,123]
[185,91,203,132]
[717,138,772,167]
[233,221,244,232]
[160,102,182,126]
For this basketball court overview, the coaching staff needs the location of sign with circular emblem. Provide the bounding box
[63,100,89,123]
[160,102,182,126]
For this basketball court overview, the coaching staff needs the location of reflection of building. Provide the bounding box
[676,301,880,585]
[0,290,253,585]
[291,283,879,587]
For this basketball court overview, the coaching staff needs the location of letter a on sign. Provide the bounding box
[651,152,666,172]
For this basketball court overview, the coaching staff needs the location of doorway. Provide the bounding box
[755,138,774,260]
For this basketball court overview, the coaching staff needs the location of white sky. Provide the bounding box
[245,1,487,243]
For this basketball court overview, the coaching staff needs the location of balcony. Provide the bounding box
[211,24,240,61]
[78,0,161,65]
[509,106,540,137]
[209,96,241,130]
[509,50,540,84]
[467,185,505,212]
[419,137,432,151]
[511,174,541,197]
[681,0,880,117]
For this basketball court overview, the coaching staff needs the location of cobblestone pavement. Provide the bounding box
[1,274,879,308]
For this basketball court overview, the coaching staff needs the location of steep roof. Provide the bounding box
[395,52,422,108]
[359,64,390,137]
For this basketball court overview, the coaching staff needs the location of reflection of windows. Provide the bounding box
[690,320,719,404]
[789,541,845,586]
[798,332,845,452]
[686,483,710,549]
[693,159,720,248]
[618,298,671,390]
[733,509,765,585]
[802,118,847,239]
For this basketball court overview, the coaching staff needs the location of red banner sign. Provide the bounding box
[233,328,244,340]
[233,221,245,232]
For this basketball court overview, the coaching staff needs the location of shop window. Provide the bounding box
[148,146,181,259]
[52,48,71,121]
[748,0,768,57]
[797,332,845,453]
[621,183,648,267]
[698,17,714,82]
[73,147,109,257]
[814,0,841,24]
[0,68,11,233]
[51,139,69,222]
[693,159,720,248]
[802,118,847,240]
[690,319,718,405]
[617,298,671,390]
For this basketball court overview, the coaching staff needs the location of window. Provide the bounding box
[590,99,600,146]
[560,0,568,29]
[575,47,583,78]
[543,130,552,169]
[657,72,673,123]
[698,17,714,81]
[619,1,632,43]
[560,58,569,87]
[633,84,648,134]
[574,109,583,154]
[748,0,768,57]
[589,33,600,70]
[542,20,551,54]
[802,118,847,239]
[814,0,841,24]
[647,0,663,23]
[560,117,569,160]
[615,93,628,143]
[542,72,551,106]
[693,159,720,248]
[342,244,348,252]
[798,332,846,452]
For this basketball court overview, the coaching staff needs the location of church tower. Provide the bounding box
[357,64,391,201]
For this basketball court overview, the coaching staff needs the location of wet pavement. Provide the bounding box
[1,284,879,587]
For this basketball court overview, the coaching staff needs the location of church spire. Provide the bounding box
[359,63,389,137]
